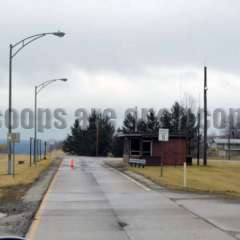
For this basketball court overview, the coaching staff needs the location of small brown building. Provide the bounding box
[118,133,187,166]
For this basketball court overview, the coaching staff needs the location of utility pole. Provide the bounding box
[203,66,208,166]
[96,120,99,156]
[197,109,200,166]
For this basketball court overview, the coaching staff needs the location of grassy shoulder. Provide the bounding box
[0,150,64,199]
[128,160,240,197]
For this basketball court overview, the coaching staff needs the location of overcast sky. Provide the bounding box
[1,0,240,140]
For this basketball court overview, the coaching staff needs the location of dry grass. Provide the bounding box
[129,160,240,197]
[0,150,64,198]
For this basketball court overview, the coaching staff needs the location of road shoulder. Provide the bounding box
[0,157,63,237]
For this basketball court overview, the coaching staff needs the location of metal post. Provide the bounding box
[34,86,37,164]
[39,140,41,161]
[8,44,13,175]
[38,139,40,161]
[36,139,38,162]
[12,142,15,177]
[96,120,99,156]
[40,140,42,160]
[37,139,39,161]
[44,141,47,159]
[183,162,187,187]
[160,143,164,177]
[203,66,208,166]
[30,137,32,167]
[160,157,163,177]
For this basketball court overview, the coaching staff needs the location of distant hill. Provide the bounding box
[0,139,45,154]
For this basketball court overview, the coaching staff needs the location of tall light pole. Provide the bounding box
[203,66,208,166]
[8,31,65,175]
[34,78,68,163]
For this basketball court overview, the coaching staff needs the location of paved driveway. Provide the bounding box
[28,156,240,240]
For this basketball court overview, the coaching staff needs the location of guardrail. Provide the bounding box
[129,158,146,168]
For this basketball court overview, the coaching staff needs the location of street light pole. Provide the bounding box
[34,86,37,164]
[8,45,13,174]
[33,78,68,163]
[8,31,65,175]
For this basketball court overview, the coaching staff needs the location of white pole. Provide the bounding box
[184,162,187,187]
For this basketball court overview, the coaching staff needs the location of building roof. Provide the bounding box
[214,138,240,144]
[116,132,186,139]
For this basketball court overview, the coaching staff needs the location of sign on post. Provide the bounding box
[7,133,21,143]
[158,128,169,177]
[158,128,169,142]
[7,132,20,177]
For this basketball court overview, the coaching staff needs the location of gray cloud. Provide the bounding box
[1,0,240,77]
[1,0,240,139]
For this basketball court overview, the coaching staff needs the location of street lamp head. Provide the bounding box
[53,31,65,37]
[60,78,68,82]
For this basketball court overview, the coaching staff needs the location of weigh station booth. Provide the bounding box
[118,133,187,166]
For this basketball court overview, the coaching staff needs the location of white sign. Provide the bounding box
[7,133,21,143]
[129,159,146,165]
[158,128,169,142]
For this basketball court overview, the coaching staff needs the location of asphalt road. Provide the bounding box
[27,156,240,240]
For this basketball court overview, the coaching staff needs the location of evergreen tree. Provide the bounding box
[137,119,147,132]
[63,119,81,153]
[122,110,160,134]
[122,113,137,133]
[63,111,115,156]
[112,128,124,157]
[171,102,185,134]
[159,109,172,130]
[181,108,197,140]
[146,109,160,132]
[119,102,197,156]
[97,115,115,155]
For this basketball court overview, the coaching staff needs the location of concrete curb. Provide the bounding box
[104,162,164,191]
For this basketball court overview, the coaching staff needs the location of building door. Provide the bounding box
[142,140,152,156]
[131,138,141,156]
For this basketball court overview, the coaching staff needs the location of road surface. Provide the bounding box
[28,156,240,240]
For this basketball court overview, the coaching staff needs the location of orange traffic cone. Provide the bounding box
[70,159,74,169]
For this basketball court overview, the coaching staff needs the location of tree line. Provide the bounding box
[63,101,197,156]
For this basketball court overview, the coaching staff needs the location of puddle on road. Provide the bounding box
[118,221,128,229]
